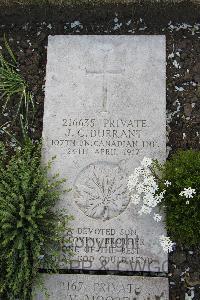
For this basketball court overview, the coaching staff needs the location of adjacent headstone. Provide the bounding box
[34,274,169,300]
[43,35,167,272]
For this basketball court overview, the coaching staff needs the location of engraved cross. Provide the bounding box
[86,50,125,113]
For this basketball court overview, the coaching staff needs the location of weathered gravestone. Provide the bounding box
[34,35,170,299]
[42,35,167,273]
[34,274,169,300]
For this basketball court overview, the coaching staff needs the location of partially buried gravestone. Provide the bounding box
[34,274,168,300]
[36,35,168,299]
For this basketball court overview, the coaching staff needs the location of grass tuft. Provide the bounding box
[0,39,35,144]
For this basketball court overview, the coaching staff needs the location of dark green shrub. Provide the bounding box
[0,140,72,300]
[156,150,200,247]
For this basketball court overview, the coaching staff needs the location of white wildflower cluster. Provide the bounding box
[128,157,165,219]
[128,157,175,253]
[159,235,175,253]
[153,213,162,222]
[179,187,196,205]
[164,180,171,187]
[180,187,196,198]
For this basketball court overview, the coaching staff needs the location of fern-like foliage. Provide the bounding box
[0,140,72,300]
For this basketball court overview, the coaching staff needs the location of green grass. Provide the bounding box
[0,40,35,144]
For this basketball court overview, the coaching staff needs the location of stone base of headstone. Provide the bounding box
[33,273,169,300]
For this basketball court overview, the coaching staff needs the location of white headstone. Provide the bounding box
[43,35,167,272]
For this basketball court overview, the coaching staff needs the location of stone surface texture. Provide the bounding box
[43,35,167,272]
[34,274,169,300]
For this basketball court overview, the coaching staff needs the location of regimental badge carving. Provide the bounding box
[74,161,130,221]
